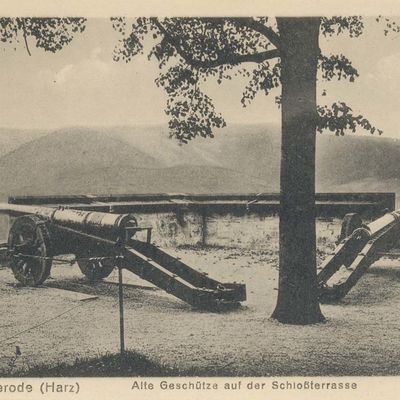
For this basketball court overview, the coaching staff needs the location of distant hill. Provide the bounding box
[105,124,281,183]
[0,128,49,158]
[315,134,400,188]
[0,124,400,201]
[0,127,268,199]
[103,124,400,196]
[48,165,269,195]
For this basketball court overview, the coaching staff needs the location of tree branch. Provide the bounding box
[227,17,281,49]
[21,18,31,56]
[152,18,280,68]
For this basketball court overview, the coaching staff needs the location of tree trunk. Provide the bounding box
[271,17,325,324]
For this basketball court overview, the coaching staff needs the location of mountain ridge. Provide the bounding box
[0,124,399,201]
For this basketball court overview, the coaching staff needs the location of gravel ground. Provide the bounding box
[1,243,400,376]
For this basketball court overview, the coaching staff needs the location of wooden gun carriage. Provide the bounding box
[0,204,246,309]
[318,209,400,302]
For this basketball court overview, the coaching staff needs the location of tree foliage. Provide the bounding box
[0,18,86,54]
[0,17,395,142]
[111,16,390,143]
[317,102,382,136]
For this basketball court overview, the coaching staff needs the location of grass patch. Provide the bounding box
[4,351,239,377]
[5,351,181,377]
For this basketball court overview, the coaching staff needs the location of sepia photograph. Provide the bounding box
[1,2,400,396]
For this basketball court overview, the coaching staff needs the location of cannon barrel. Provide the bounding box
[365,210,400,236]
[0,203,137,239]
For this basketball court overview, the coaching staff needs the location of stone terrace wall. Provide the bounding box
[129,211,342,250]
[1,192,393,248]
[1,211,342,250]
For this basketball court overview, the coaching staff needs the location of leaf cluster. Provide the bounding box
[0,18,86,52]
[317,102,382,136]
[319,54,358,82]
[156,65,226,143]
[320,17,364,38]
[375,16,400,36]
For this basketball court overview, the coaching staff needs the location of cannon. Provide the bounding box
[0,203,246,309]
[318,209,400,302]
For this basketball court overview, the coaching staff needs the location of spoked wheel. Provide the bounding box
[77,254,115,281]
[8,215,52,286]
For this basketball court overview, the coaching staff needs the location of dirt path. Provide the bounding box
[1,246,400,376]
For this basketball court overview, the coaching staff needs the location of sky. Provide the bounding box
[1,17,400,138]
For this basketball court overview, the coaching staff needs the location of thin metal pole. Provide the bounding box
[146,228,152,244]
[118,256,125,355]
[201,208,207,246]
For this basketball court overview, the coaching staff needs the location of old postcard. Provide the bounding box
[0,0,400,399]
